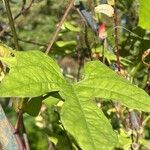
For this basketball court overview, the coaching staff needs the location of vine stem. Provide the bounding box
[14,109,30,149]
[3,0,20,50]
[113,0,121,71]
[21,116,30,150]
[45,0,75,54]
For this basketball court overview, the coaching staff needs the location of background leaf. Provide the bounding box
[138,0,150,29]
[56,40,76,47]
[64,21,81,32]
[95,4,114,17]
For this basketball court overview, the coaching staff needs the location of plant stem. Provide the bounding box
[21,116,30,150]
[7,32,47,47]
[114,0,121,71]
[14,110,23,134]
[145,68,150,95]
[77,49,83,81]
[84,25,92,60]
[3,0,20,50]
[45,0,75,54]
[141,66,150,126]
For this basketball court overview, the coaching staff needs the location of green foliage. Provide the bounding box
[139,0,150,29]
[64,21,81,32]
[76,61,150,112]
[0,48,150,149]
[0,51,65,97]
[61,86,118,150]
[23,97,43,116]
[0,0,150,149]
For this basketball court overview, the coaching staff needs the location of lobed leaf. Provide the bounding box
[0,50,118,149]
[0,51,65,97]
[75,61,150,112]
[2,50,149,149]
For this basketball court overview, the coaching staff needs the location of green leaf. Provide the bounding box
[61,83,118,150]
[24,91,62,116]
[95,4,114,17]
[23,97,42,116]
[139,0,150,29]
[0,51,65,97]
[24,91,62,117]
[64,21,81,32]
[0,43,14,57]
[75,61,150,112]
[116,129,131,149]
[56,40,76,47]
[43,91,63,107]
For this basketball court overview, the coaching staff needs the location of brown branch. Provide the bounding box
[18,37,47,47]
[21,116,30,150]
[145,68,150,95]
[114,0,121,71]
[45,0,75,54]
[141,51,150,126]
[14,110,28,150]
[14,110,23,134]
[3,0,20,50]
[140,69,150,128]
[0,0,34,38]
[77,49,83,81]
[21,0,26,11]
[7,32,47,47]
[14,0,34,20]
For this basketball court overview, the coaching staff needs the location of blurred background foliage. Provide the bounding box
[0,0,150,149]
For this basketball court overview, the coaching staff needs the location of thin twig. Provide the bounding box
[113,0,121,71]
[14,0,34,20]
[7,32,47,47]
[18,37,47,47]
[14,110,23,134]
[84,25,92,60]
[77,49,83,81]
[45,0,75,54]
[0,0,34,38]
[3,0,20,50]
[21,116,30,150]
[21,0,26,12]
[14,110,28,149]
[102,41,105,63]
[140,67,150,128]
[145,68,150,95]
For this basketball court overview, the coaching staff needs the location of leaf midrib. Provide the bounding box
[77,84,150,110]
